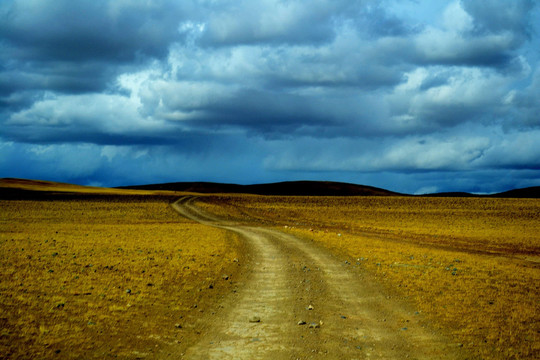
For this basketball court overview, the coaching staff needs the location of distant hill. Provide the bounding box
[424,186,540,198]
[0,178,174,199]
[488,186,540,198]
[120,180,403,196]
[2,178,539,198]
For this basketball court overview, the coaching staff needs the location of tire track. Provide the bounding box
[258,228,462,359]
[172,197,302,359]
[171,196,467,359]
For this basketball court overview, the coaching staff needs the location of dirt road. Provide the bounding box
[170,196,467,359]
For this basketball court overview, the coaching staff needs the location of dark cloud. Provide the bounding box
[0,0,188,62]
[402,0,535,70]
[1,0,539,192]
[0,0,191,96]
[355,3,417,37]
[0,61,117,99]
[506,68,540,128]
[462,0,534,37]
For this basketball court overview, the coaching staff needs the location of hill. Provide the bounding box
[2,178,539,198]
[489,186,540,198]
[120,180,403,196]
[0,178,175,199]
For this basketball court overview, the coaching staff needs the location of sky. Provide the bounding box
[1,0,539,194]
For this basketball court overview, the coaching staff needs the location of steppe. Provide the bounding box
[1,178,538,359]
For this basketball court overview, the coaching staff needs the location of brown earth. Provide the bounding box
[164,196,470,359]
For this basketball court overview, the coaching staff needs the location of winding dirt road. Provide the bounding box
[170,196,467,359]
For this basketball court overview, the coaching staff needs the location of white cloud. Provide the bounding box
[414,186,439,195]
[200,0,348,45]
[381,136,491,170]
[1,0,539,192]
[442,1,473,33]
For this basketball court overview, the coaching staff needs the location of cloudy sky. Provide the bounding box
[1,0,539,194]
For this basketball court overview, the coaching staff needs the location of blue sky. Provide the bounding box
[1,0,539,194]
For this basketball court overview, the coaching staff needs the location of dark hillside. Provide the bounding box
[489,186,540,199]
[2,178,538,198]
[121,180,403,196]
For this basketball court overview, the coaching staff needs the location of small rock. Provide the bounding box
[340,315,347,319]
[308,322,320,329]
[307,305,314,310]
[249,316,261,323]
[125,289,131,294]
[175,323,182,329]
[297,320,307,325]
[208,284,214,289]
[222,275,229,280]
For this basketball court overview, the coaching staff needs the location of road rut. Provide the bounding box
[171,196,466,359]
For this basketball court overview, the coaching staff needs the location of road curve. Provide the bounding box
[171,196,466,360]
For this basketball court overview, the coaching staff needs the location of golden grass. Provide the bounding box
[0,178,176,196]
[0,196,240,359]
[199,195,540,360]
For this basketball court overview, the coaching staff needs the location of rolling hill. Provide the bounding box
[119,180,403,196]
[1,178,539,198]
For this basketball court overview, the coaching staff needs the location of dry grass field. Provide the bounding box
[2,177,539,359]
[0,194,242,359]
[199,195,540,360]
[0,178,168,196]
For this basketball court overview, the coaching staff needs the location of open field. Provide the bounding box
[172,196,471,359]
[1,178,539,359]
[0,194,242,359]
[198,195,540,359]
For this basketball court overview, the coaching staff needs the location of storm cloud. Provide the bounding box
[1,0,539,193]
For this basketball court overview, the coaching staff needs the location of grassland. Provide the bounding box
[199,195,540,360]
[0,178,170,196]
[2,176,539,359]
[0,195,241,359]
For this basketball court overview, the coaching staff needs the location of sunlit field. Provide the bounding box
[199,195,540,360]
[2,181,538,360]
[0,196,241,359]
